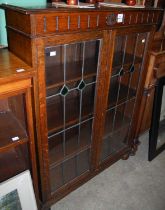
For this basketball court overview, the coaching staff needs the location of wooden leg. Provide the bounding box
[130,138,141,156]
[122,152,130,160]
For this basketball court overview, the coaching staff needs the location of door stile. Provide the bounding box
[35,38,52,202]
[91,30,116,170]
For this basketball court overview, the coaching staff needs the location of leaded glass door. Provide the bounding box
[45,39,101,193]
[100,32,149,162]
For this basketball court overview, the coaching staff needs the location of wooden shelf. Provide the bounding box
[101,124,129,162]
[50,148,90,193]
[101,133,127,162]
[46,73,96,92]
[48,113,93,135]
[0,143,30,182]
[45,58,98,89]
[49,119,92,167]
[50,144,91,169]
[112,61,141,77]
[47,84,95,134]
[112,52,142,70]
[0,48,33,84]
[101,106,131,161]
[104,109,131,139]
[107,83,136,109]
[0,111,28,150]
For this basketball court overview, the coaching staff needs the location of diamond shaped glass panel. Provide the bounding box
[60,85,69,96]
[78,80,86,90]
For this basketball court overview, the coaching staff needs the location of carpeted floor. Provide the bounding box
[51,133,165,210]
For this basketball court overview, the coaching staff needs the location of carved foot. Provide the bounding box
[122,152,130,160]
[130,138,141,156]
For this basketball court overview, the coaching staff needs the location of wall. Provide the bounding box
[0,0,46,46]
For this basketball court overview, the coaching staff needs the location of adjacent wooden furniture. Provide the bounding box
[139,50,165,134]
[0,49,39,201]
[136,9,165,161]
[137,11,165,134]
[1,3,163,210]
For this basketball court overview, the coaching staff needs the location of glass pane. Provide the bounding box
[50,164,63,192]
[102,32,148,162]
[101,129,127,161]
[124,34,137,65]
[104,109,115,137]
[112,36,125,74]
[119,73,130,102]
[77,149,90,175]
[49,120,92,167]
[46,95,64,133]
[82,83,96,120]
[101,99,136,161]
[112,33,147,77]
[157,87,165,149]
[84,40,100,76]
[107,76,119,108]
[63,157,77,184]
[0,95,27,148]
[0,144,30,182]
[45,40,100,89]
[123,99,136,121]
[107,73,136,109]
[45,46,64,87]
[65,127,79,156]
[50,148,90,193]
[129,64,141,98]
[65,90,80,126]
[49,133,64,165]
[46,86,62,98]
[66,43,83,81]
[135,33,148,63]
[46,39,101,192]
[104,102,131,138]
[79,120,92,148]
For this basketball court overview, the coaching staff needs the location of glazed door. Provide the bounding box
[43,34,104,195]
[0,93,29,182]
[0,79,37,194]
[99,31,149,163]
[149,76,165,161]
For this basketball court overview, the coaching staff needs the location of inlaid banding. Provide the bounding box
[43,16,47,32]
[68,16,70,30]
[78,15,81,29]
[87,15,90,28]
[147,12,150,23]
[96,14,100,27]
[56,16,59,31]
[141,13,144,23]
[129,15,132,24]
[152,12,155,23]
[135,13,138,24]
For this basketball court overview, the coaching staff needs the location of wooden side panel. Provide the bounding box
[137,51,165,135]
[7,29,32,66]
[140,88,155,134]
[154,51,165,78]
[5,10,31,34]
